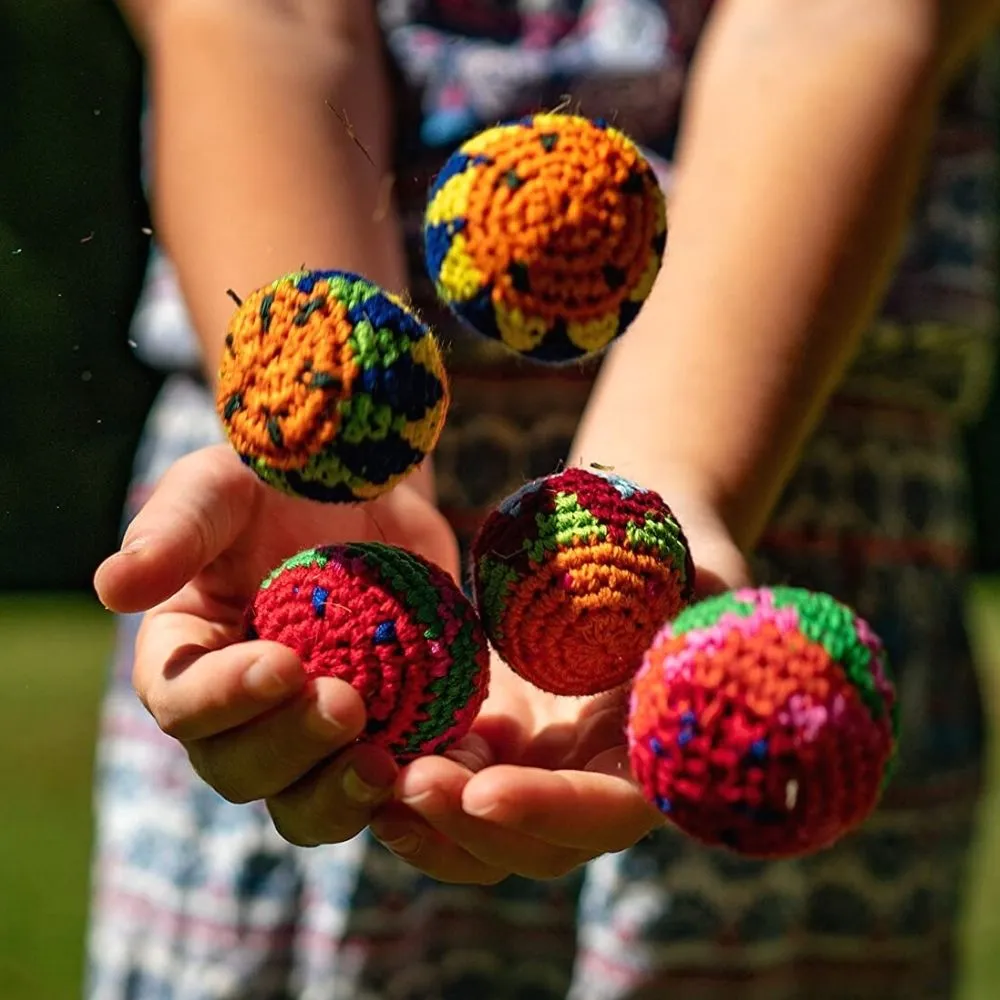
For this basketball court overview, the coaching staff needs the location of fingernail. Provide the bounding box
[378,828,422,857]
[342,752,397,805]
[120,536,147,556]
[399,789,435,809]
[463,795,498,819]
[308,679,352,739]
[243,658,299,700]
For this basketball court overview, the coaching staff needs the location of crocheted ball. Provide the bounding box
[628,587,900,858]
[217,269,449,502]
[423,113,667,363]
[471,467,694,696]
[245,542,490,760]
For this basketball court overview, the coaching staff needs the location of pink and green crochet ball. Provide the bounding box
[244,542,490,761]
[471,466,694,696]
[627,586,899,858]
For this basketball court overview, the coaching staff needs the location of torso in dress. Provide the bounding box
[127,0,994,783]
[134,0,999,418]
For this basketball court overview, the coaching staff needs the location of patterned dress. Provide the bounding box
[87,3,997,998]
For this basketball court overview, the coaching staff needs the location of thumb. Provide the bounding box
[94,445,258,614]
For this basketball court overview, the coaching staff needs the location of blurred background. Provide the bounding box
[1,2,999,998]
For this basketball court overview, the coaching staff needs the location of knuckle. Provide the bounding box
[552,852,593,879]
[319,807,372,843]
[217,785,257,806]
[405,850,509,886]
[157,711,189,742]
[306,800,371,846]
[267,805,320,849]
[268,795,364,848]
[540,861,583,881]
[141,687,187,739]
[254,724,323,793]
[131,665,155,717]
[267,765,371,847]
[186,744,255,805]
[131,676,152,716]
[187,503,218,568]
[477,869,509,886]
[519,852,588,882]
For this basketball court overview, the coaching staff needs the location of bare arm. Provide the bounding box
[120,0,435,496]
[129,0,403,374]
[573,0,1000,552]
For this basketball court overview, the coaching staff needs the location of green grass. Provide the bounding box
[0,595,114,1000]
[0,589,997,1000]
[960,578,1000,1000]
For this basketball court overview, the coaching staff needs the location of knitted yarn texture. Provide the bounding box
[217,269,449,502]
[628,586,899,858]
[245,542,490,760]
[472,467,693,695]
[423,113,667,363]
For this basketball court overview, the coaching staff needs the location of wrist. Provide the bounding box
[566,450,751,594]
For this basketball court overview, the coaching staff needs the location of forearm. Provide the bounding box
[144,0,405,377]
[134,0,437,497]
[573,0,991,551]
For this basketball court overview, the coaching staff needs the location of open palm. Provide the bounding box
[96,444,749,883]
[372,497,751,883]
[95,444,461,848]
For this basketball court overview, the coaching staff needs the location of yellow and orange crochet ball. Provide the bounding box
[217,269,449,503]
[423,113,667,363]
[471,467,694,696]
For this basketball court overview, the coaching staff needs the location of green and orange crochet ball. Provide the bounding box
[471,467,694,696]
[423,113,667,363]
[217,269,449,502]
[627,587,900,858]
[245,542,490,761]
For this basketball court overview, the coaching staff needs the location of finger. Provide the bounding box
[461,762,662,854]
[134,612,307,740]
[370,480,462,583]
[94,445,258,614]
[442,730,496,773]
[185,676,366,803]
[267,743,398,847]
[690,539,752,598]
[370,803,509,886]
[397,756,592,880]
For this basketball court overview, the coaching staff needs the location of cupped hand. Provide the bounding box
[95,445,750,882]
[369,494,751,884]
[94,444,460,847]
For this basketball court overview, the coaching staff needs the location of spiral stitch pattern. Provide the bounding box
[472,467,693,695]
[628,586,900,858]
[423,113,667,363]
[245,542,490,760]
[217,269,449,502]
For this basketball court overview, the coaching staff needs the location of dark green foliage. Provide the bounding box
[0,0,161,590]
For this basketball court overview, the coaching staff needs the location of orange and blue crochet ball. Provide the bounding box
[217,269,449,502]
[471,467,694,696]
[245,542,491,761]
[423,113,667,363]
[628,587,900,858]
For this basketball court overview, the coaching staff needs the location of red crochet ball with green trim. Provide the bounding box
[471,466,694,696]
[245,542,490,761]
[627,587,900,858]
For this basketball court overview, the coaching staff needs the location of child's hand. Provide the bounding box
[94,444,460,847]
[369,497,750,883]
